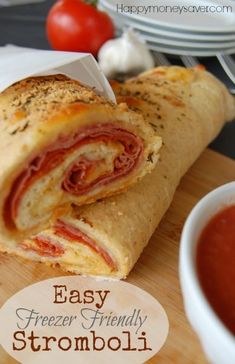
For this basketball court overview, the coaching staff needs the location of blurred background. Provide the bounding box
[0,0,234,159]
[0,0,53,49]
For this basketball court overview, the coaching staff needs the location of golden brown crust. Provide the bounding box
[1,67,235,279]
[0,75,110,127]
[64,66,235,278]
[0,74,161,242]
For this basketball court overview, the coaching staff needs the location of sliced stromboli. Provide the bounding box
[12,66,235,279]
[0,75,161,240]
[19,218,117,277]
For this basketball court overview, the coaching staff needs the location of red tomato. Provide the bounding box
[46,0,115,56]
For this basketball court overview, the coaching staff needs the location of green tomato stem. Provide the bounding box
[85,0,98,7]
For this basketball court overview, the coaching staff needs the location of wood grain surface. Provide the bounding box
[0,149,234,364]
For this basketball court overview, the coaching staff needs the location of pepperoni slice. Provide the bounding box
[21,236,64,257]
[4,123,143,228]
[54,219,117,271]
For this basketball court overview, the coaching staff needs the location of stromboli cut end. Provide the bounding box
[0,75,161,239]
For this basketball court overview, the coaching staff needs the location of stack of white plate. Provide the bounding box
[99,0,235,57]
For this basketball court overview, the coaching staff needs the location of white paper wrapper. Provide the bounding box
[0,45,116,102]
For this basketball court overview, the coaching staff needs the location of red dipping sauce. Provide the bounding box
[197,205,235,335]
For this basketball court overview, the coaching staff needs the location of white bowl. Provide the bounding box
[180,182,235,364]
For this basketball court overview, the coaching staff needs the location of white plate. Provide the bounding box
[132,30,235,49]
[100,3,235,41]
[147,42,235,57]
[100,0,235,33]
[100,6,235,49]
[100,2,235,38]
[121,18,235,42]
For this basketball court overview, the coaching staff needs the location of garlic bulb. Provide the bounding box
[98,29,154,78]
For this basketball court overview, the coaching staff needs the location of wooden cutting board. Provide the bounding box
[0,149,235,364]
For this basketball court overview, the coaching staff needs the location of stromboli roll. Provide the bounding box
[1,67,235,279]
[0,75,161,239]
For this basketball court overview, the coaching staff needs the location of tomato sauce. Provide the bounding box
[197,205,235,335]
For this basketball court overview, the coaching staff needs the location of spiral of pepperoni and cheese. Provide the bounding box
[0,75,161,241]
